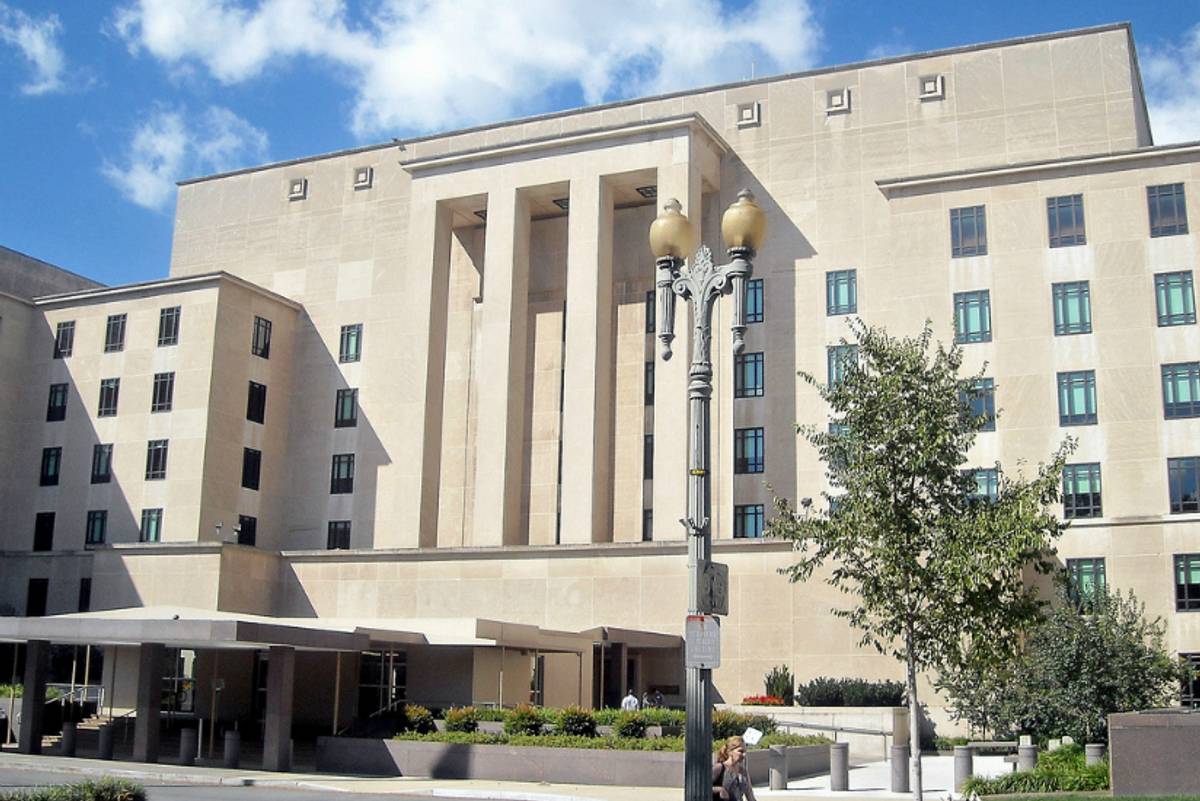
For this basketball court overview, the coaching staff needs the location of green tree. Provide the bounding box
[991,586,1189,743]
[768,320,1070,801]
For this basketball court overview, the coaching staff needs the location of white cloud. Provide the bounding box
[102,105,269,211]
[112,0,821,138]
[1142,25,1200,145]
[0,3,66,94]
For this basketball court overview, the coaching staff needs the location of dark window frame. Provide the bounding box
[1047,194,1086,248]
[969,468,999,504]
[1052,281,1092,336]
[330,453,355,494]
[85,509,107,545]
[644,361,654,405]
[104,313,127,353]
[1163,362,1200,419]
[334,388,358,428]
[1155,271,1197,327]
[241,447,262,491]
[39,446,61,487]
[33,512,55,552]
[139,508,163,543]
[26,578,48,617]
[91,443,113,484]
[151,372,175,413]
[46,383,68,422]
[1148,183,1188,238]
[251,316,272,359]
[1169,457,1200,514]
[237,515,257,547]
[825,269,858,315]
[1067,557,1106,609]
[77,577,92,613]
[733,504,765,538]
[950,205,988,257]
[97,378,120,417]
[734,427,765,474]
[1057,370,1098,426]
[827,344,858,386]
[145,439,169,480]
[54,321,75,359]
[246,381,267,424]
[954,290,993,344]
[1175,554,1200,612]
[641,509,652,542]
[734,352,764,398]
[327,520,351,550]
[157,306,181,346]
[745,278,764,324]
[645,290,656,333]
[339,323,363,363]
[1063,462,1103,519]
[962,378,996,432]
[643,434,654,480]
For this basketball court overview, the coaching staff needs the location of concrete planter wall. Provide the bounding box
[316,736,829,787]
[720,705,908,761]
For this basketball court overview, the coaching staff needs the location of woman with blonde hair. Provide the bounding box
[712,735,757,800]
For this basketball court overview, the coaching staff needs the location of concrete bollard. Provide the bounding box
[954,745,974,791]
[769,745,788,790]
[1085,743,1106,765]
[1017,743,1038,771]
[179,727,197,766]
[1048,738,1061,752]
[223,730,240,768]
[830,742,849,791]
[97,724,114,760]
[891,744,910,793]
[60,722,77,757]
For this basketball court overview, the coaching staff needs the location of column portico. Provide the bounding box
[132,642,164,763]
[263,645,296,772]
[17,640,48,755]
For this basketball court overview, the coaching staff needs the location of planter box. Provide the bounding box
[315,736,829,787]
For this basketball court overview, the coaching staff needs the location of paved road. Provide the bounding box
[0,767,445,801]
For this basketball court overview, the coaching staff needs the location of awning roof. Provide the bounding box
[0,607,681,654]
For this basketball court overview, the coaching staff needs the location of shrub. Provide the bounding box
[0,684,20,699]
[961,744,1109,796]
[443,706,480,733]
[741,694,785,706]
[556,705,598,737]
[403,704,436,734]
[794,676,842,706]
[474,707,509,722]
[614,710,648,738]
[392,731,822,752]
[396,731,506,746]
[794,677,904,707]
[0,778,146,801]
[758,732,830,747]
[639,707,685,727]
[712,709,776,740]
[503,704,546,736]
[764,665,794,705]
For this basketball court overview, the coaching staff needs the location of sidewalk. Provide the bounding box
[0,751,1010,800]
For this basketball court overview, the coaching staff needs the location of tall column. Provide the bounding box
[653,160,703,541]
[417,201,454,548]
[262,646,295,772]
[132,642,164,763]
[559,174,615,543]
[471,187,531,546]
[17,640,48,755]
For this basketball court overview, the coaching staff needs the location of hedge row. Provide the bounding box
[438,705,779,740]
[394,731,828,751]
[794,677,905,707]
[0,779,145,801]
[961,745,1109,796]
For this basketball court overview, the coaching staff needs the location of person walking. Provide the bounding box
[712,735,757,801]
[620,690,639,711]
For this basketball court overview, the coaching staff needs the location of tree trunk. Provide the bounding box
[906,636,923,801]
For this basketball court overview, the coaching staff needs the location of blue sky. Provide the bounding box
[2,1,1199,287]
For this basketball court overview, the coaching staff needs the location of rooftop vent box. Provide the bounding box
[353,166,374,189]
[287,178,308,201]
[826,88,851,115]
[736,101,762,128]
[918,75,945,101]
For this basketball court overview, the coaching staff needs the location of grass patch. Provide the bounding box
[0,778,145,801]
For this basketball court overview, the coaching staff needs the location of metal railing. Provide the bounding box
[773,719,892,760]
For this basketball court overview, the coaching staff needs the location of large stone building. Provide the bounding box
[2,22,1199,761]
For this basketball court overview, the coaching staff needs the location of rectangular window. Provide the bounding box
[85,510,107,545]
[1047,194,1086,247]
[827,344,858,386]
[339,323,362,363]
[1052,281,1092,335]
[251,315,272,358]
[157,306,181,346]
[54,321,75,358]
[1067,557,1106,608]
[969,468,999,503]
[644,361,654,405]
[26,578,48,617]
[39,446,61,486]
[1182,653,1200,708]
[1063,463,1102,519]
[826,270,857,315]
[327,520,351,550]
[104,313,127,352]
[734,352,764,398]
[334,388,358,428]
[1175,554,1200,612]
[734,427,765,474]
[734,504,765,538]
[151,372,175,413]
[954,290,992,343]
[242,447,262,491]
[1169,457,1200,514]
[643,435,654,480]
[642,509,652,542]
[645,290,656,334]
[33,512,54,552]
[745,278,764,324]
[246,381,267,424]
[1057,370,1098,426]
[77,577,91,613]
[91,444,113,484]
[961,378,996,432]
[139,508,163,543]
[1155,271,1197,326]
[237,515,257,547]
[1163,362,1200,419]
[97,378,119,417]
[331,453,355,494]
[950,205,987,257]
[145,439,169,480]
[46,383,67,422]
[1148,183,1188,237]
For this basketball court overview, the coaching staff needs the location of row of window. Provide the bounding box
[1068,553,1200,614]
[251,317,363,364]
[22,577,91,617]
[644,279,765,334]
[949,184,1189,258]
[643,427,767,480]
[640,504,766,541]
[53,307,181,359]
[32,506,163,550]
[45,373,176,421]
[38,440,168,486]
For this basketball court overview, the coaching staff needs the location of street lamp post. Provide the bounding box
[649,189,767,801]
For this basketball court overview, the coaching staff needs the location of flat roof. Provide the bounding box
[32,270,303,311]
[178,22,1136,187]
